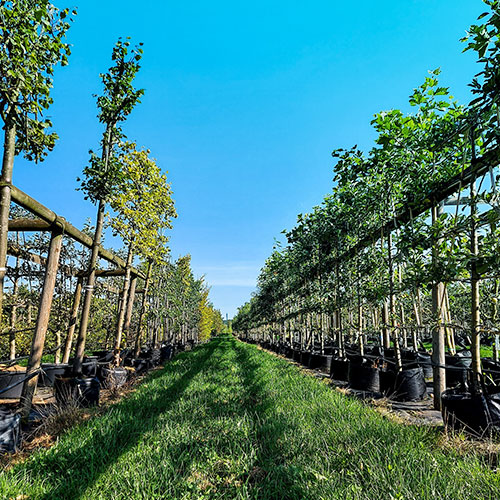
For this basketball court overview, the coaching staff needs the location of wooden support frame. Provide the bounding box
[20,230,63,418]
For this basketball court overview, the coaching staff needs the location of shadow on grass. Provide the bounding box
[16,342,216,500]
[232,341,310,499]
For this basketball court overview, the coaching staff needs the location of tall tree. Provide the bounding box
[107,141,176,360]
[72,39,143,374]
[0,0,74,321]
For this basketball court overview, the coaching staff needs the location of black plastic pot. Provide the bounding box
[441,389,500,434]
[415,352,433,379]
[308,353,323,369]
[292,349,302,362]
[300,351,311,367]
[82,356,98,378]
[0,370,26,399]
[160,345,173,362]
[134,358,151,374]
[348,361,380,393]
[101,367,128,389]
[330,358,349,381]
[308,354,333,374]
[393,367,427,402]
[446,351,472,389]
[0,410,21,453]
[38,363,70,387]
[54,376,100,407]
[379,368,397,396]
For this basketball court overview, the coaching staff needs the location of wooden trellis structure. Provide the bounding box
[1,184,146,415]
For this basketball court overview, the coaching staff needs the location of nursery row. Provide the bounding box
[233,3,500,426]
[0,340,197,454]
[241,335,500,436]
[0,1,223,448]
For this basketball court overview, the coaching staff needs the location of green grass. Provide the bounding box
[421,342,493,358]
[1,336,499,500]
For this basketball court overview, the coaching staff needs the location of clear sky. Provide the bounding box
[14,0,486,318]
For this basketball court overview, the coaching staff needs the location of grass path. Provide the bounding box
[1,336,500,499]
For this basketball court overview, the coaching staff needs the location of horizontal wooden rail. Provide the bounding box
[8,188,145,279]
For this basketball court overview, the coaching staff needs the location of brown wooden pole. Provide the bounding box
[20,230,63,418]
[8,188,144,279]
[62,276,83,364]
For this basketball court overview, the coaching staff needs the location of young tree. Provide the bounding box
[0,0,75,321]
[73,39,144,374]
[107,142,176,362]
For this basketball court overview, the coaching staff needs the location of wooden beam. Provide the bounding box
[9,186,145,279]
[8,218,52,231]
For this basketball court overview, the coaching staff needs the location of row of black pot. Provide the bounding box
[0,343,188,454]
[0,344,181,400]
[247,339,427,402]
[247,338,500,435]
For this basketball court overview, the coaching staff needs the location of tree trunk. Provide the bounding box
[388,231,402,371]
[113,243,134,365]
[123,275,137,344]
[62,276,83,364]
[134,261,152,357]
[432,203,447,410]
[72,200,106,375]
[9,248,20,360]
[0,121,17,323]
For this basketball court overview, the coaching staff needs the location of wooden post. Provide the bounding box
[20,230,63,418]
[62,276,83,364]
[432,203,447,410]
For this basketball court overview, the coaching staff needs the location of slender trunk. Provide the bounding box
[72,200,106,374]
[0,121,17,323]
[432,203,447,410]
[113,243,134,365]
[62,276,83,364]
[470,153,481,392]
[9,248,20,360]
[123,275,137,344]
[134,261,152,357]
[20,231,63,418]
[54,330,61,364]
[388,231,402,371]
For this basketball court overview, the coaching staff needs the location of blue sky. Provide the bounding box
[14,0,485,318]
